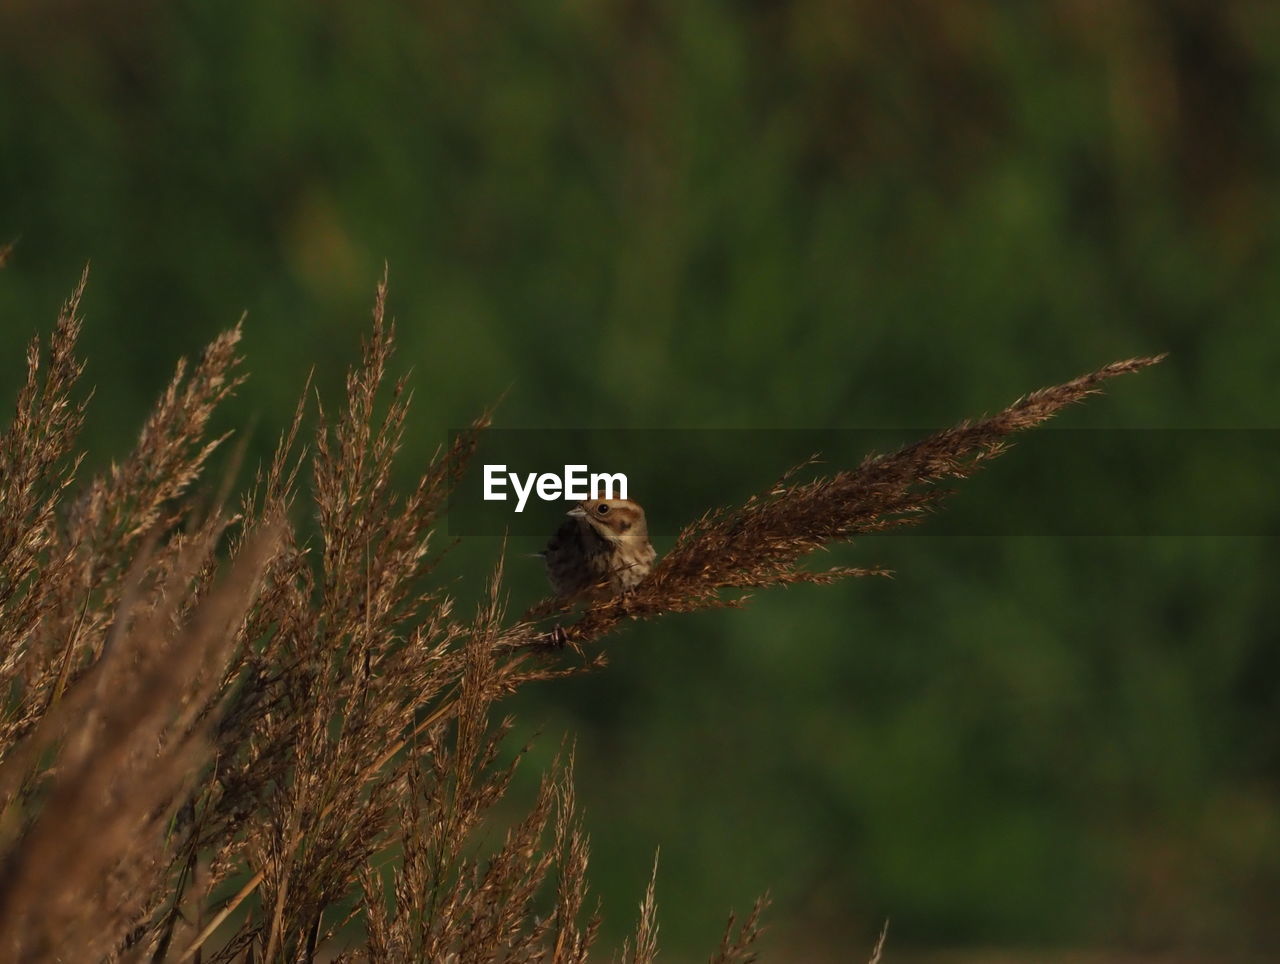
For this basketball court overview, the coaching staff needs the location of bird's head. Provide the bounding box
[568,499,648,542]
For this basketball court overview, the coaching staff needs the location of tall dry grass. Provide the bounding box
[0,271,1161,961]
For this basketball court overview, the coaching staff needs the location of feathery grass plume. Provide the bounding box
[709,894,770,964]
[506,353,1165,653]
[547,756,603,964]
[0,272,1160,962]
[0,518,281,961]
[180,280,509,962]
[0,301,249,776]
[359,570,599,961]
[0,268,88,715]
[618,854,660,964]
[867,920,889,964]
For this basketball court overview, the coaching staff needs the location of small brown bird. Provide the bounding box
[539,499,656,600]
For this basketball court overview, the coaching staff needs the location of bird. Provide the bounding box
[539,498,656,600]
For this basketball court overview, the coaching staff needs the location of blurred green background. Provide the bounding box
[3,1,1279,960]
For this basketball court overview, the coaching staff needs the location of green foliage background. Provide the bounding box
[3,2,1279,959]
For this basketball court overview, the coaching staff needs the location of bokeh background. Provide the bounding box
[3,2,1279,960]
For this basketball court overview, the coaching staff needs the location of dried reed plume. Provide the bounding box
[0,270,1162,961]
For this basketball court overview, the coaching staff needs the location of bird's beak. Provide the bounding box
[566,505,586,519]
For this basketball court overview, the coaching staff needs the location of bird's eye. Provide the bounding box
[596,504,609,515]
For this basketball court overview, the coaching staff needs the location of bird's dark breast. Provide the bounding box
[542,518,612,595]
